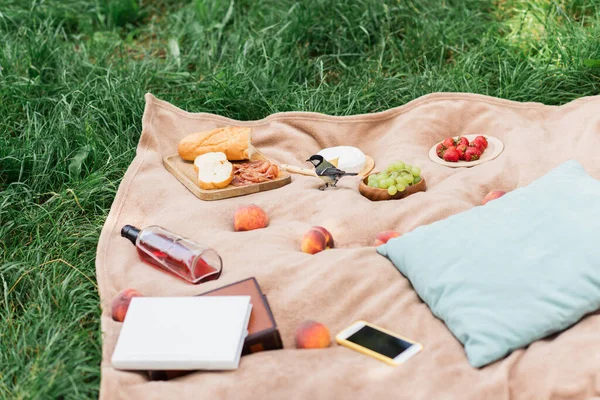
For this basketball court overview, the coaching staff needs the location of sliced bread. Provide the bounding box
[193,152,234,190]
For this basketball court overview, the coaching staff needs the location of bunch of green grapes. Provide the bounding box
[367,161,422,196]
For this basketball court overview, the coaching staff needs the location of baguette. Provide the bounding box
[193,152,233,190]
[178,126,252,161]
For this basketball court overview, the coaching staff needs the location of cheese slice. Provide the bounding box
[194,152,234,190]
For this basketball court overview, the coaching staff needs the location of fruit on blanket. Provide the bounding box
[295,320,331,349]
[456,136,469,147]
[301,226,334,254]
[234,204,269,231]
[111,288,143,322]
[456,144,468,160]
[436,143,446,158]
[443,146,460,162]
[374,230,401,246]
[464,146,482,161]
[482,190,506,205]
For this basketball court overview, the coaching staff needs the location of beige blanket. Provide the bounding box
[97,93,600,400]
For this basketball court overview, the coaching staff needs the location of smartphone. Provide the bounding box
[335,321,422,366]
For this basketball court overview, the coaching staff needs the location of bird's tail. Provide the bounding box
[343,172,359,176]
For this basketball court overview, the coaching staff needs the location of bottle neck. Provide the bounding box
[121,225,141,245]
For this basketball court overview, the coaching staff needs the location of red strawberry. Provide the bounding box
[464,146,482,161]
[436,143,446,158]
[443,146,460,162]
[442,137,455,148]
[473,135,488,149]
[456,136,469,147]
[471,140,485,153]
[456,144,468,160]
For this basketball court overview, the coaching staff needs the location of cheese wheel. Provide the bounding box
[317,146,366,174]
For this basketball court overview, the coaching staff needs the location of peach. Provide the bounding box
[482,190,506,205]
[111,288,143,322]
[374,230,401,246]
[234,204,269,232]
[301,226,334,254]
[295,320,331,349]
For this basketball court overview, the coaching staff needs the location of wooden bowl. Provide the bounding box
[358,174,426,201]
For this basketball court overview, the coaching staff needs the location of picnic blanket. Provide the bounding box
[96,93,600,399]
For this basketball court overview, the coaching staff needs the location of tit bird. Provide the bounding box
[306,155,358,190]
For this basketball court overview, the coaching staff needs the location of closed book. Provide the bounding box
[148,277,282,380]
[112,296,252,371]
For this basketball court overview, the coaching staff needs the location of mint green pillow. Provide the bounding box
[377,160,600,368]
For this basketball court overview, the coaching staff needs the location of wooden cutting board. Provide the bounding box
[163,148,291,201]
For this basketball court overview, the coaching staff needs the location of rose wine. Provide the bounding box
[121,225,222,284]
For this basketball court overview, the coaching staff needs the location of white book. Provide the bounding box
[111,296,252,370]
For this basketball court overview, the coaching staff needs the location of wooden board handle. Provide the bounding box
[280,164,316,176]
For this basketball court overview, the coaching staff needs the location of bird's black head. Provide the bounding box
[306,154,324,167]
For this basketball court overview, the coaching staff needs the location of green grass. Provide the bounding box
[1,0,600,398]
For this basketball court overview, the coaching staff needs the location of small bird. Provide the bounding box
[306,155,358,190]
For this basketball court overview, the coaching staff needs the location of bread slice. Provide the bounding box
[178,127,252,161]
[193,152,234,190]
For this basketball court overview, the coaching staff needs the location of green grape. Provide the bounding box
[394,162,405,170]
[390,171,399,179]
[414,176,422,184]
[403,174,414,184]
[387,186,398,196]
[411,166,421,177]
[396,177,408,187]
[404,164,412,171]
[396,183,406,192]
[378,181,389,189]
[385,178,396,187]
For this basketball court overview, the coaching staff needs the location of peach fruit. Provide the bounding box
[295,320,331,349]
[374,230,401,246]
[482,190,506,205]
[301,226,334,254]
[111,288,143,322]
[234,204,269,231]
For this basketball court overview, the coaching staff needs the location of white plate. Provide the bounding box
[428,135,504,168]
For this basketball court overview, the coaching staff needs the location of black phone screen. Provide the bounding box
[346,325,413,359]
